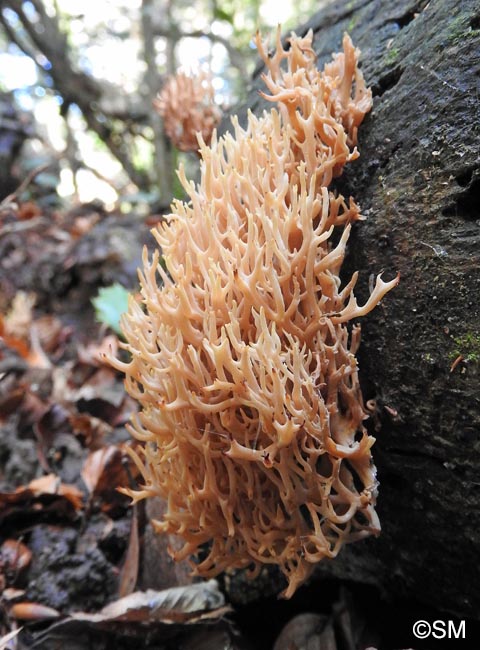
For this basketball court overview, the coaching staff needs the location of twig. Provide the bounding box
[0,216,49,237]
[0,163,52,210]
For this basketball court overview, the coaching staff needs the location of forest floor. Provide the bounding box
[0,195,463,650]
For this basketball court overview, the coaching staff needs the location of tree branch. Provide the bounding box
[0,9,39,63]
[4,0,102,105]
[0,1,149,189]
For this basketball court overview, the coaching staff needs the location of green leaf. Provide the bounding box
[92,283,130,335]
[213,7,234,24]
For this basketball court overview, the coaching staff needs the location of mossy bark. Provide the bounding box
[224,0,480,618]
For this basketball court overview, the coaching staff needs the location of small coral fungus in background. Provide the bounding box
[111,28,399,598]
[154,70,222,152]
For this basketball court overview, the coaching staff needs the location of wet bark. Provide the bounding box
[226,0,480,619]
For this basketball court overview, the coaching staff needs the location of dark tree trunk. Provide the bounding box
[224,0,480,619]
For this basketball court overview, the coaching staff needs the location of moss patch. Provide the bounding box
[447,13,480,44]
[385,46,400,65]
[450,332,480,363]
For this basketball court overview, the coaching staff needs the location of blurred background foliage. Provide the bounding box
[0,0,324,212]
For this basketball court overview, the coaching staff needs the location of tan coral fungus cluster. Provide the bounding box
[154,70,222,152]
[113,29,398,598]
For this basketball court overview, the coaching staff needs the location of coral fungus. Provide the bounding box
[154,70,222,152]
[112,29,398,598]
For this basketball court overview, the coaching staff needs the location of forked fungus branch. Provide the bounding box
[111,29,399,598]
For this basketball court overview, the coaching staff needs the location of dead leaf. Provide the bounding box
[10,602,60,621]
[0,315,51,369]
[76,366,125,411]
[50,363,125,424]
[17,200,42,221]
[0,474,84,532]
[81,444,137,509]
[16,383,50,426]
[0,386,25,420]
[0,475,83,524]
[1,588,26,602]
[98,580,229,624]
[0,316,30,360]
[0,294,51,369]
[34,315,67,355]
[0,539,32,578]
[3,292,36,340]
[33,404,72,472]
[29,580,231,645]
[0,627,22,650]
[26,323,52,369]
[69,412,112,450]
[27,475,83,510]
[118,504,139,598]
[80,446,116,494]
[0,492,78,531]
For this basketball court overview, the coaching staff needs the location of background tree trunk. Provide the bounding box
[225,0,480,619]
[141,0,175,204]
